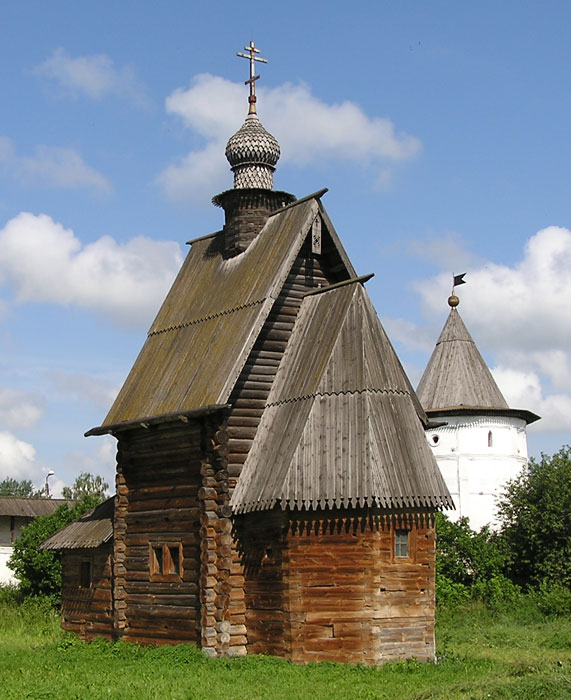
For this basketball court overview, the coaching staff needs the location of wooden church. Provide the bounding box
[43,43,452,664]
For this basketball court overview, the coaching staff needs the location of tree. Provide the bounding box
[436,514,505,587]
[8,495,101,601]
[62,472,109,501]
[0,477,44,498]
[496,445,571,589]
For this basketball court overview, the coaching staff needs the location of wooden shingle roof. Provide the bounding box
[231,282,452,512]
[41,497,114,550]
[417,308,509,411]
[0,498,74,518]
[101,198,320,427]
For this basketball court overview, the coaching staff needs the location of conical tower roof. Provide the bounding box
[417,304,509,412]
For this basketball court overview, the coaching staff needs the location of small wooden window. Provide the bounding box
[395,530,409,558]
[79,560,92,589]
[150,543,183,581]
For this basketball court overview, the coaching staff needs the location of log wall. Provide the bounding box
[114,422,203,645]
[61,547,113,640]
[286,513,436,664]
[239,511,436,664]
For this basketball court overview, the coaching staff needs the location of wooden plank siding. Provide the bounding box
[238,510,436,664]
[61,547,113,640]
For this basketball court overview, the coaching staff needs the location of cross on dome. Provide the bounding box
[223,40,280,190]
[237,40,268,115]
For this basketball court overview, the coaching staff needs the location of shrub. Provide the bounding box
[8,495,101,603]
[497,445,571,589]
[435,514,505,587]
[470,575,522,611]
[530,582,571,617]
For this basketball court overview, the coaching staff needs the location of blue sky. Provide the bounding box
[0,1,570,495]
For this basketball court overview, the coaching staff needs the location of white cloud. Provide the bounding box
[33,48,148,105]
[0,212,183,328]
[0,430,40,482]
[158,74,421,202]
[157,141,228,205]
[493,366,571,433]
[0,137,111,194]
[0,388,44,430]
[415,226,571,353]
[62,437,116,492]
[407,231,485,273]
[381,317,436,354]
[406,225,571,435]
[48,370,118,409]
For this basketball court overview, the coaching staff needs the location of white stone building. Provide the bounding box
[417,295,540,531]
[0,498,73,584]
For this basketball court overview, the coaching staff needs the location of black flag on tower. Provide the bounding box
[453,273,466,287]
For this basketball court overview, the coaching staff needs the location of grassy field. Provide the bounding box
[0,599,569,700]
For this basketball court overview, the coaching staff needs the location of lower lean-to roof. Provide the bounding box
[40,497,114,550]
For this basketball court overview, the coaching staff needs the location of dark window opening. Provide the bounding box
[431,435,440,445]
[79,560,92,589]
[488,430,493,447]
[150,543,183,580]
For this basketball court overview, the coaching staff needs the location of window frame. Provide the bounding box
[79,559,93,589]
[394,529,410,558]
[149,542,184,582]
[391,524,417,562]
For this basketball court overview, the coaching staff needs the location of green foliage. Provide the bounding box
[470,575,522,611]
[435,574,470,609]
[8,496,99,602]
[61,471,109,501]
[0,477,44,498]
[435,513,505,587]
[0,596,569,700]
[497,445,571,589]
[529,582,571,617]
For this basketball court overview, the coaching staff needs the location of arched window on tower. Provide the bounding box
[488,430,493,448]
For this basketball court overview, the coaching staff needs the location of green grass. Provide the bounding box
[0,599,569,700]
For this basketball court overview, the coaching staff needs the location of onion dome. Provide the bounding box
[225,113,280,190]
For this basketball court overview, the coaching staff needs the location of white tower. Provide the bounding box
[417,293,540,531]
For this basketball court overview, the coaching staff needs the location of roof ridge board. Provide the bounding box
[186,230,223,246]
[302,273,374,298]
[268,188,328,217]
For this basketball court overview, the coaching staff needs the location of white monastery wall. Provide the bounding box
[425,415,528,531]
[0,515,32,585]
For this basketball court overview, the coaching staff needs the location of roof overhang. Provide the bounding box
[425,406,541,426]
[85,403,230,437]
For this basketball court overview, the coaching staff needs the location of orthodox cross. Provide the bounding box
[237,40,268,114]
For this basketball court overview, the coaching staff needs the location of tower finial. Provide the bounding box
[237,40,268,115]
[449,272,466,308]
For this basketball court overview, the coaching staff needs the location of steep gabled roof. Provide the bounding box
[231,282,452,513]
[41,497,114,550]
[417,308,509,412]
[101,198,322,427]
